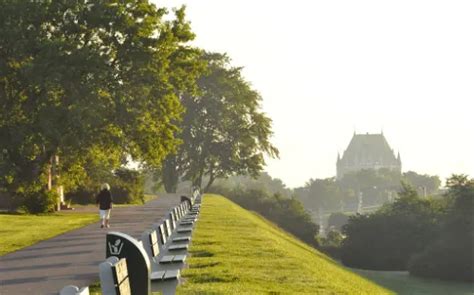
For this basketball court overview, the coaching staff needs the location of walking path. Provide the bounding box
[0,194,181,295]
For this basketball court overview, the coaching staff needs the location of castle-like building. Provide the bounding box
[337,132,401,179]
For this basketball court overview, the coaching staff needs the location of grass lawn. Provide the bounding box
[352,269,474,295]
[0,212,98,256]
[177,194,391,294]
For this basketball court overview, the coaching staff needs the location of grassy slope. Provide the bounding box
[177,195,391,294]
[0,212,98,256]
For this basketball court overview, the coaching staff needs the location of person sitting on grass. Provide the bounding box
[96,183,113,228]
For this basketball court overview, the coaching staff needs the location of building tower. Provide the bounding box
[337,132,401,179]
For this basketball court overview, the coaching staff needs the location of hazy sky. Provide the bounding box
[156,0,474,188]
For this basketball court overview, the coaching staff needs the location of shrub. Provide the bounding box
[65,168,144,204]
[408,175,474,282]
[317,229,344,259]
[111,168,144,204]
[340,195,444,270]
[65,187,95,205]
[211,185,319,246]
[20,189,58,213]
[409,238,473,282]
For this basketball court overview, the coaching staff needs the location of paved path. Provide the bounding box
[0,194,181,295]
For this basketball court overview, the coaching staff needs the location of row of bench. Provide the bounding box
[60,191,201,295]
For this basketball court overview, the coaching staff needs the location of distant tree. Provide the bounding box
[341,183,445,270]
[211,185,319,247]
[295,177,344,211]
[161,53,279,192]
[409,175,474,282]
[212,172,291,198]
[339,169,401,205]
[327,212,350,231]
[402,171,441,195]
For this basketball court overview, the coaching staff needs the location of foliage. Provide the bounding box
[65,168,144,204]
[402,171,441,195]
[20,189,58,214]
[409,175,474,282]
[294,169,441,213]
[176,195,391,294]
[0,212,98,255]
[110,168,144,204]
[212,172,292,198]
[327,212,350,231]
[65,187,95,205]
[340,184,445,270]
[295,177,346,210]
[161,53,279,192]
[210,185,319,246]
[0,1,195,202]
[317,229,344,259]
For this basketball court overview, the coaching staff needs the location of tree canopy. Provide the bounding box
[161,53,279,192]
[0,2,197,201]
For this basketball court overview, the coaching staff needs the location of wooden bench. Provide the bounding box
[112,258,131,295]
[99,257,131,295]
[141,229,186,264]
[163,217,189,251]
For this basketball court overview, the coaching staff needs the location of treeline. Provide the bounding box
[294,169,441,211]
[210,172,472,283]
[210,184,319,247]
[0,1,277,212]
[340,175,473,282]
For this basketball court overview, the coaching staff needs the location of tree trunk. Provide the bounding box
[204,169,215,193]
[192,168,204,191]
[162,155,179,193]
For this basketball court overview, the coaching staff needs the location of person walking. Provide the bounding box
[96,183,113,228]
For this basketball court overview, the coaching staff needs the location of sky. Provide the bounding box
[155,0,474,188]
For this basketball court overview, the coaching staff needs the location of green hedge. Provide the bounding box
[210,185,319,247]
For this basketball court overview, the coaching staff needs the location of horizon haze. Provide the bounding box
[157,0,474,188]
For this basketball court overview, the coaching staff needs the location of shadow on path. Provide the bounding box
[0,194,181,295]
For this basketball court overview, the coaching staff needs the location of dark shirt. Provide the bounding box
[96,189,113,210]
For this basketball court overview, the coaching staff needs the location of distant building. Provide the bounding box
[337,132,401,179]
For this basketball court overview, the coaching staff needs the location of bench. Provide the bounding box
[162,217,189,251]
[141,229,186,265]
[99,257,131,295]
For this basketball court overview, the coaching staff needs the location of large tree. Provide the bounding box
[161,53,278,192]
[0,2,194,199]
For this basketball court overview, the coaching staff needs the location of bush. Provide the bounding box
[409,239,473,282]
[408,175,474,282]
[317,229,344,259]
[340,195,444,270]
[65,187,95,205]
[65,168,145,205]
[20,189,58,213]
[211,185,319,247]
[111,168,144,204]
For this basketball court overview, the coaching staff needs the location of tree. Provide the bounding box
[161,53,278,192]
[212,172,291,198]
[402,171,441,195]
[0,2,195,206]
[299,177,344,211]
[409,175,474,281]
[340,183,445,270]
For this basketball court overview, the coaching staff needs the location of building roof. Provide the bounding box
[338,132,400,165]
